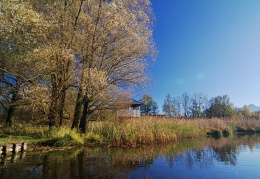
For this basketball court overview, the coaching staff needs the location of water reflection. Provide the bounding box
[1,134,260,178]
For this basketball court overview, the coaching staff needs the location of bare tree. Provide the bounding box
[190,93,207,118]
[182,92,190,117]
[162,94,176,117]
[172,96,182,117]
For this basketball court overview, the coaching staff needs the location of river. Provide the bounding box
[1,134,260,178]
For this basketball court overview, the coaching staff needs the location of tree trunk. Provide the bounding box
[71,68,84,130]
[59,54,72,126]
[71,88,83,129]
[48,101,59,128]
[79,97,89,133]
[6,105,15,127]
[48,73,60,128]
[59,90,66,126]
[6,84,20,127]
[48,111,58,128]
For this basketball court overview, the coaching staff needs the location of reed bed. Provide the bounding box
[87,117,204,146]
[2,117,260,146]
[184,118,260,133]
[86,117,260,146]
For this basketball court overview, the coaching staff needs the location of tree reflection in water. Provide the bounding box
[1,134,260,178]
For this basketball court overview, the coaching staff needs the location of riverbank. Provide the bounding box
[1,117,260,148]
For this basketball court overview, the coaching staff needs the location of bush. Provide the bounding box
[207,130,222,138]
[223,128,233,137]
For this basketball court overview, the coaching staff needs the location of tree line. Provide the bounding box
[162,92,260,119]
[0,0,156,133]
[130,93,252,119]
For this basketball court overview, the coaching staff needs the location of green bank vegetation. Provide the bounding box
[1,117,260,147]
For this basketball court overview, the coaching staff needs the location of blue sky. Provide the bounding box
[145,0,260,111]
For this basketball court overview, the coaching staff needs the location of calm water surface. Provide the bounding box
[1,134,260,179]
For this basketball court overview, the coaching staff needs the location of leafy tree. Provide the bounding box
[0,1,51,126]
[251,111,260,120]
[151,101,159,115]
[206,95,235,118]
[140,94,158,115]
[233,109,244,119]
[190,93,207,118]
[70,0,156,133]
[19,0,85,127]
[0,0,155,133]
[162,94,176,117]
[242,105,251,119]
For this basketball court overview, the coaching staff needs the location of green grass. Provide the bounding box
[0,134,39,145]
[49,127,84,146]
[0,125,84,146]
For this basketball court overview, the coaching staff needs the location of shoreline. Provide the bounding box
[4,133,260,154]
[1,118,260,149]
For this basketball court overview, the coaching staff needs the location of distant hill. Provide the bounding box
[247,104,260,112]
[238,104,260,112]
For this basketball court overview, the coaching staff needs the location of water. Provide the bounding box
[1,134,260,178]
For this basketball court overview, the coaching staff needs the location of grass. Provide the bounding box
[0,134,38,145]
[0,124,84,146]
[48,127,84,146]
[1,117,260,147]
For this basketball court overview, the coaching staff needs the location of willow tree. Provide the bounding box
[0,1,51,126]
[71,0,156,133]
[0,0,155,131]
[25,0,86,127]
[0,0,84,127]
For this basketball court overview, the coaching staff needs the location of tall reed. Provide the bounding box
[2,117,260,146]
[87,117,204,146]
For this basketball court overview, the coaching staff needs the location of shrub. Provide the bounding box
[223,128,233,137]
